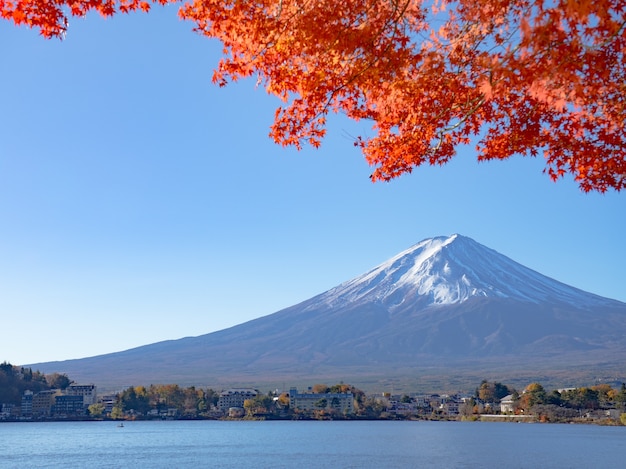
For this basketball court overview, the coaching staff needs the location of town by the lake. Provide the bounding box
[2,362,626,425]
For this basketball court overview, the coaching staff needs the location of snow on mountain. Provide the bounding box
[29,233,626,389]
[313,234,615,310]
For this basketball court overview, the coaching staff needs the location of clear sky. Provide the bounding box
[1,6,624,366]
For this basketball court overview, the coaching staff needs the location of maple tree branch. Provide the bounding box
[431,95,486,152]
[289,0,415,126]
[583,19,626,52]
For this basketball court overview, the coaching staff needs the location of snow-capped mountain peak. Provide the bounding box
[31,234,626,388]
[315,234,612,310]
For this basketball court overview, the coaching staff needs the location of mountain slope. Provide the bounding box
[30,235,626,390]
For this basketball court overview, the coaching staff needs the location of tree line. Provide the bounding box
[3,361,626,424]
[105,384,220,419]
[0,362,73,405]
[507,381,626,422]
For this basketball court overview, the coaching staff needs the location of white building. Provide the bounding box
[217,388,259,411]
[499,394,515,413]
[66,384,97,406]
[288,388,354,414]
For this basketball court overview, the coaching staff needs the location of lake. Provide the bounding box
[1,420,625,468]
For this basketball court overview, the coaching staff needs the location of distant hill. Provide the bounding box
[29,235,626,392]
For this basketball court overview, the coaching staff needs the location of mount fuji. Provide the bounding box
[31,234,626,391]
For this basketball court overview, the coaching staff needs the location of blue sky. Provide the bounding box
[1,6,624,366]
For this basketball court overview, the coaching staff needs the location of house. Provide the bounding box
[383,395,419,416]
[439,398,460,416]
[500,394,515,413]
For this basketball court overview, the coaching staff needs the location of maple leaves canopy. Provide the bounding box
[3,0,625,191]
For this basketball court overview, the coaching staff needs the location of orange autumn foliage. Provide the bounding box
[2,0,625,192]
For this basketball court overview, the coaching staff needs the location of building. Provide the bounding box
[99,394,118,414]
[21,391,33,419]
[0,403,15,420]
[65,384,97,407]
[289,387,354,414]
[383,395,419,416]
[500,394,515,413]
[53,395,85,417]
[217,388,259,411]
[32,390,60,418]
[439,399,460,416]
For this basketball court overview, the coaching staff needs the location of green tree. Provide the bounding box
[205,388,220,408]
[561,388,599,410]
[314,398,328,409]
[110,405,124,420]
[591,384,613,408]
[0,362,14,376]
[118,386,151,415]
[518,383,546,411]
[545,390,563,406]
[494,382,513,401]
[0,364,56,405]
[244,395,274,416]
[615,384,626,412]
[357,396,385,419]
[88,403,105,418]
[197,399,207,413]
[21,367,33,381]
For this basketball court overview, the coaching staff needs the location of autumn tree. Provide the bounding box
[311,384,331,394]
[477,380,513,402]
[118,385,151,415]
[517,382,546,411]
[276,392,290,408]
[3,0,625,191]
[591,384,613,408]
[46,372,72,390]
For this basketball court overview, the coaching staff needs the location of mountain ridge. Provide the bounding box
[28,234,626,391]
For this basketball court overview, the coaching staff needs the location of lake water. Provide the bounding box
[1,420,625,468]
